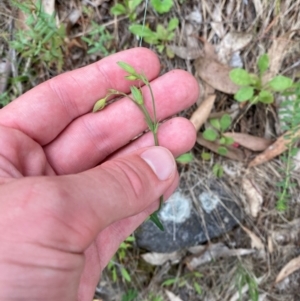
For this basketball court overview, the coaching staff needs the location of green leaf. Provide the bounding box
[217,146,228,156]
[129,24,154,38]
[156,44,165,53]
[209,118,220,130]
[176,153,193,164]
[128,0,143,11]
[224,136,234,145]
[194,282,202,295]
[162,278,177,286]
[258,90,274,104]
[234,86,254,102]
[110,4,127,15]
[268,75,293,91]
[121,267,131,282]
[150,213,164,231]
[156,24,168,40]
[117,61,137,75]
[125,75,139,80]
[150,0,173,14]
[93,98,106,112]
[130,86,144,105]
[165,46,174,58]
[201,152,211,160]
[229,68,253,86]
[257,53,269,74]
[167,18,179,31]
[213,163,224,178]
[220,114,232,131]
[203,129,218,141]
[219,137,226,144]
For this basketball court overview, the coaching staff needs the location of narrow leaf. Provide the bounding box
[117,61,137,75]
[150,213,164,231]
[257,53,269,74]
[121,267,131,282]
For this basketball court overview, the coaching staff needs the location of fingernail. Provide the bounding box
[141,147,176,181]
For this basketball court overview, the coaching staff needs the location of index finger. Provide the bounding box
[0,48,160,145]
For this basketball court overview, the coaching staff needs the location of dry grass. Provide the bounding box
[1,0,300,300]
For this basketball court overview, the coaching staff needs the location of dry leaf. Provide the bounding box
[263,38,291,83]
[242,178,263,218]
[42,0,55,15]
[210,4,225,37]
[241,226,264,250]
[271,218,300,246]
[252,0,263,17]
[190,95,216,131]
[224,133,273,152]
[141,251,182,266]
[0,59,11,94]
[293,149,300,171]
[197,133,246,161]
[186,243,255,269]
[169,46,202,60]
[275,256,300,284]
[267,236,274,254]
[165,290,184,301]
[194,57,239,94]
[217,32,253,65]
[186,9,202,24]
[248,129,300,167]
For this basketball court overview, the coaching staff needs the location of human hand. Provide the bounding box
[0,48,199,301]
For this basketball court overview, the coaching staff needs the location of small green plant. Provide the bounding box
[230,54,293,104]
[146,293,164,301]
[93,62,165,230]
[110,0,143,21]
[201,114,233,177]
[276,82,300,211]
[0,92,10,107]
[129,18,179,58]
[230,53,299,211]
[10,0,66,71]
[235,264,259,301]
[107,235,135,283]
[121,288,138,301]
[162,271,203,296]
[82,21,114,56]
[176,152,193,164]
[150,0,174,14]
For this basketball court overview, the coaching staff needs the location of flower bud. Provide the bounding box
[93,98,106,112]
[130,86,144,105]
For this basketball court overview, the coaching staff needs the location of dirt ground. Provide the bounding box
[1,0,300,300]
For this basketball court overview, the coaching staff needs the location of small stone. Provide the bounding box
[135,169,243,253]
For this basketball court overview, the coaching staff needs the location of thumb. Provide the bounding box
[1,146,177,251]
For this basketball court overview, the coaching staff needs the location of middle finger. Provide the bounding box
[44,70,199,174]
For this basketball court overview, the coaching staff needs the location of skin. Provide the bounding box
[0,48,199,301]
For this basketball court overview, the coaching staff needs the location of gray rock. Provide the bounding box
[135,167,243,253]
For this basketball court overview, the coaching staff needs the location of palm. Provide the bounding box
[0,49,198,301]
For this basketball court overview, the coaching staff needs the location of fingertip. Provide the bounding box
[170,69,200,105]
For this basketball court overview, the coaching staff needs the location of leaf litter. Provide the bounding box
[3,0,300,300]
